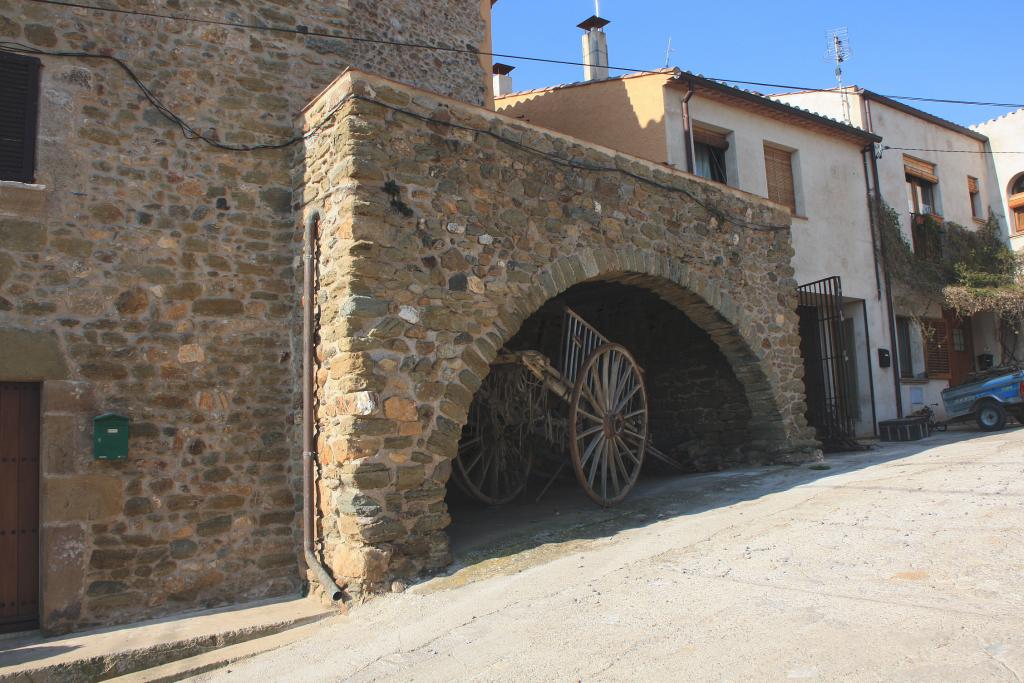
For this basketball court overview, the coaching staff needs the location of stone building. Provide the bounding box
[0,0,816,635]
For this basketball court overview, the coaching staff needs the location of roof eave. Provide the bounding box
[668,75,881,146]
[859,90,988,142]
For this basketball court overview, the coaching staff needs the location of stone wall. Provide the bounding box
[295,70,820,597]
[0,0,488,633]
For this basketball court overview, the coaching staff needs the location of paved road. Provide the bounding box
[196,429,1024,682]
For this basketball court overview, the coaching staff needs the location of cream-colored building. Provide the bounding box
[974,108,1024,253]
[776,88,1014,417]
[497,68,898,441]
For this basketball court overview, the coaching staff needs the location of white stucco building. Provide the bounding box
[974,108,1024,253]
[777,87,1017,418]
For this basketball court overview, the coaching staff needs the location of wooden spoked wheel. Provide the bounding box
[569,343,648,506]
[452,384,533,505]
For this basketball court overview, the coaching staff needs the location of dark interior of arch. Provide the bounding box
[501,280,754,473]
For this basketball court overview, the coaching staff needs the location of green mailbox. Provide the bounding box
[93,413,129,461]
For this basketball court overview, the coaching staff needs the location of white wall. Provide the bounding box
[776,92,996,242]
[663,90,899,434]
[974,108,1024,252]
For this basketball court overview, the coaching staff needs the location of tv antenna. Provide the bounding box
[825,27,853,124]
[594,0,601,16]
[664,36,674,68]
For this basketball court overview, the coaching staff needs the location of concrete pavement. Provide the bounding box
[192,429,1024,682]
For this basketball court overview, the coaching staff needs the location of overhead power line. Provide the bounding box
[883,146,1024,155]
[0,44,789,233]
[22,0,1024,110]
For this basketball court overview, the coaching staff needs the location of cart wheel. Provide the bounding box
[452,395,532,505]
[569,343,648,507]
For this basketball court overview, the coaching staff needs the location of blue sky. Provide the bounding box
[491,1,1021,127]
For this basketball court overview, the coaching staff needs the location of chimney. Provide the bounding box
[492,63,515,97]
[578,14,610,81]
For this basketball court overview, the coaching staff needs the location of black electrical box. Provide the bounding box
[978,353,994,370]
[878,348,891,368]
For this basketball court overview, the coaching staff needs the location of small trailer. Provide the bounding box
[940,366,1024,431]
[451,306,654,507]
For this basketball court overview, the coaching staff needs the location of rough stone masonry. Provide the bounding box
[1,0,816,634]
[0,0,491,634]
[295,70,819,596]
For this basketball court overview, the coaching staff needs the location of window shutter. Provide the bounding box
[924,319,951,378]
[0,52,41,183]
[763,144,796,213]
[693,126,729,150]
[903,155,938,184]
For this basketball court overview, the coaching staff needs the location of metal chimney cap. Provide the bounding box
[492,63,516,75]
[577,15,610,31]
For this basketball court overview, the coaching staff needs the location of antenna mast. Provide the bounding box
[825,27,852,125]
[664,36,674,68]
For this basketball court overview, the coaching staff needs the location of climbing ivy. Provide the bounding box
[876,202,1023,361]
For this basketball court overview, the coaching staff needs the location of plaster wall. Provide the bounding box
[496,74,672,167]
[974,108,1024,252]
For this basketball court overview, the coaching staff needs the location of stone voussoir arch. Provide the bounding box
[449,244,808,469]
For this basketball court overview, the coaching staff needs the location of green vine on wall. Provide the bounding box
[877,202,1023,361]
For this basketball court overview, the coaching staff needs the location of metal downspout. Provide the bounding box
[303,214,345,603]
[680,83,696,174]
[867,147,905,417]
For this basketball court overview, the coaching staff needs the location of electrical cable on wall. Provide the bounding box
[21,0,1024,110]
[0,44,791,233]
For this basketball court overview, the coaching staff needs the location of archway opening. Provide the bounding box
[446,278,755,554]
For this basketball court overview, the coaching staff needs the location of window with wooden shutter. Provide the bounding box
[968,176,982,219]
[904,155,938,184]
[923,318,951,379]
[1008,177,1024,235]
[0,52,41,183]
[763,144,796,213]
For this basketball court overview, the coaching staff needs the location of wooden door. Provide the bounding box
[0,382,40,633]
[944,310,974,388]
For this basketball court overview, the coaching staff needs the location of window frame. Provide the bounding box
[923,318,951,380]
[763,142,797,214]
[906,174,937,216]
[1008,175,1024,236]
[967,176,982,221]
[693,141,728,184]
[896,317,916,379]
[0,51,41,184]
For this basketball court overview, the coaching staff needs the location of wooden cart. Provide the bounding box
[452,307,650,507]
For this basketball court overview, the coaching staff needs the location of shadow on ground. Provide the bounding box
[435,428,1018,590]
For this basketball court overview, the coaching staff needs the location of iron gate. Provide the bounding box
[797,276,858,449]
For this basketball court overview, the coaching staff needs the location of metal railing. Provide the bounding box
[558,306,610,385]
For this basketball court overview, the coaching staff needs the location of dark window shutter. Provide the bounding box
[0,52,41,183]
[924,319,951,379]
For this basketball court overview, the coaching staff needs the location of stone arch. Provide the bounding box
[450,246,805,471]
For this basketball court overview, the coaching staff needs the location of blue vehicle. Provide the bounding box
[941,366,1024,431]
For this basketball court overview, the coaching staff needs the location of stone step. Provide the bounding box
[108,620,329,683]
[0,597,340,683]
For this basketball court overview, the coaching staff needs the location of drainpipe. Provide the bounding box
[867,147,905,418]
[303,213,345,603]
[680,83,696,174]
